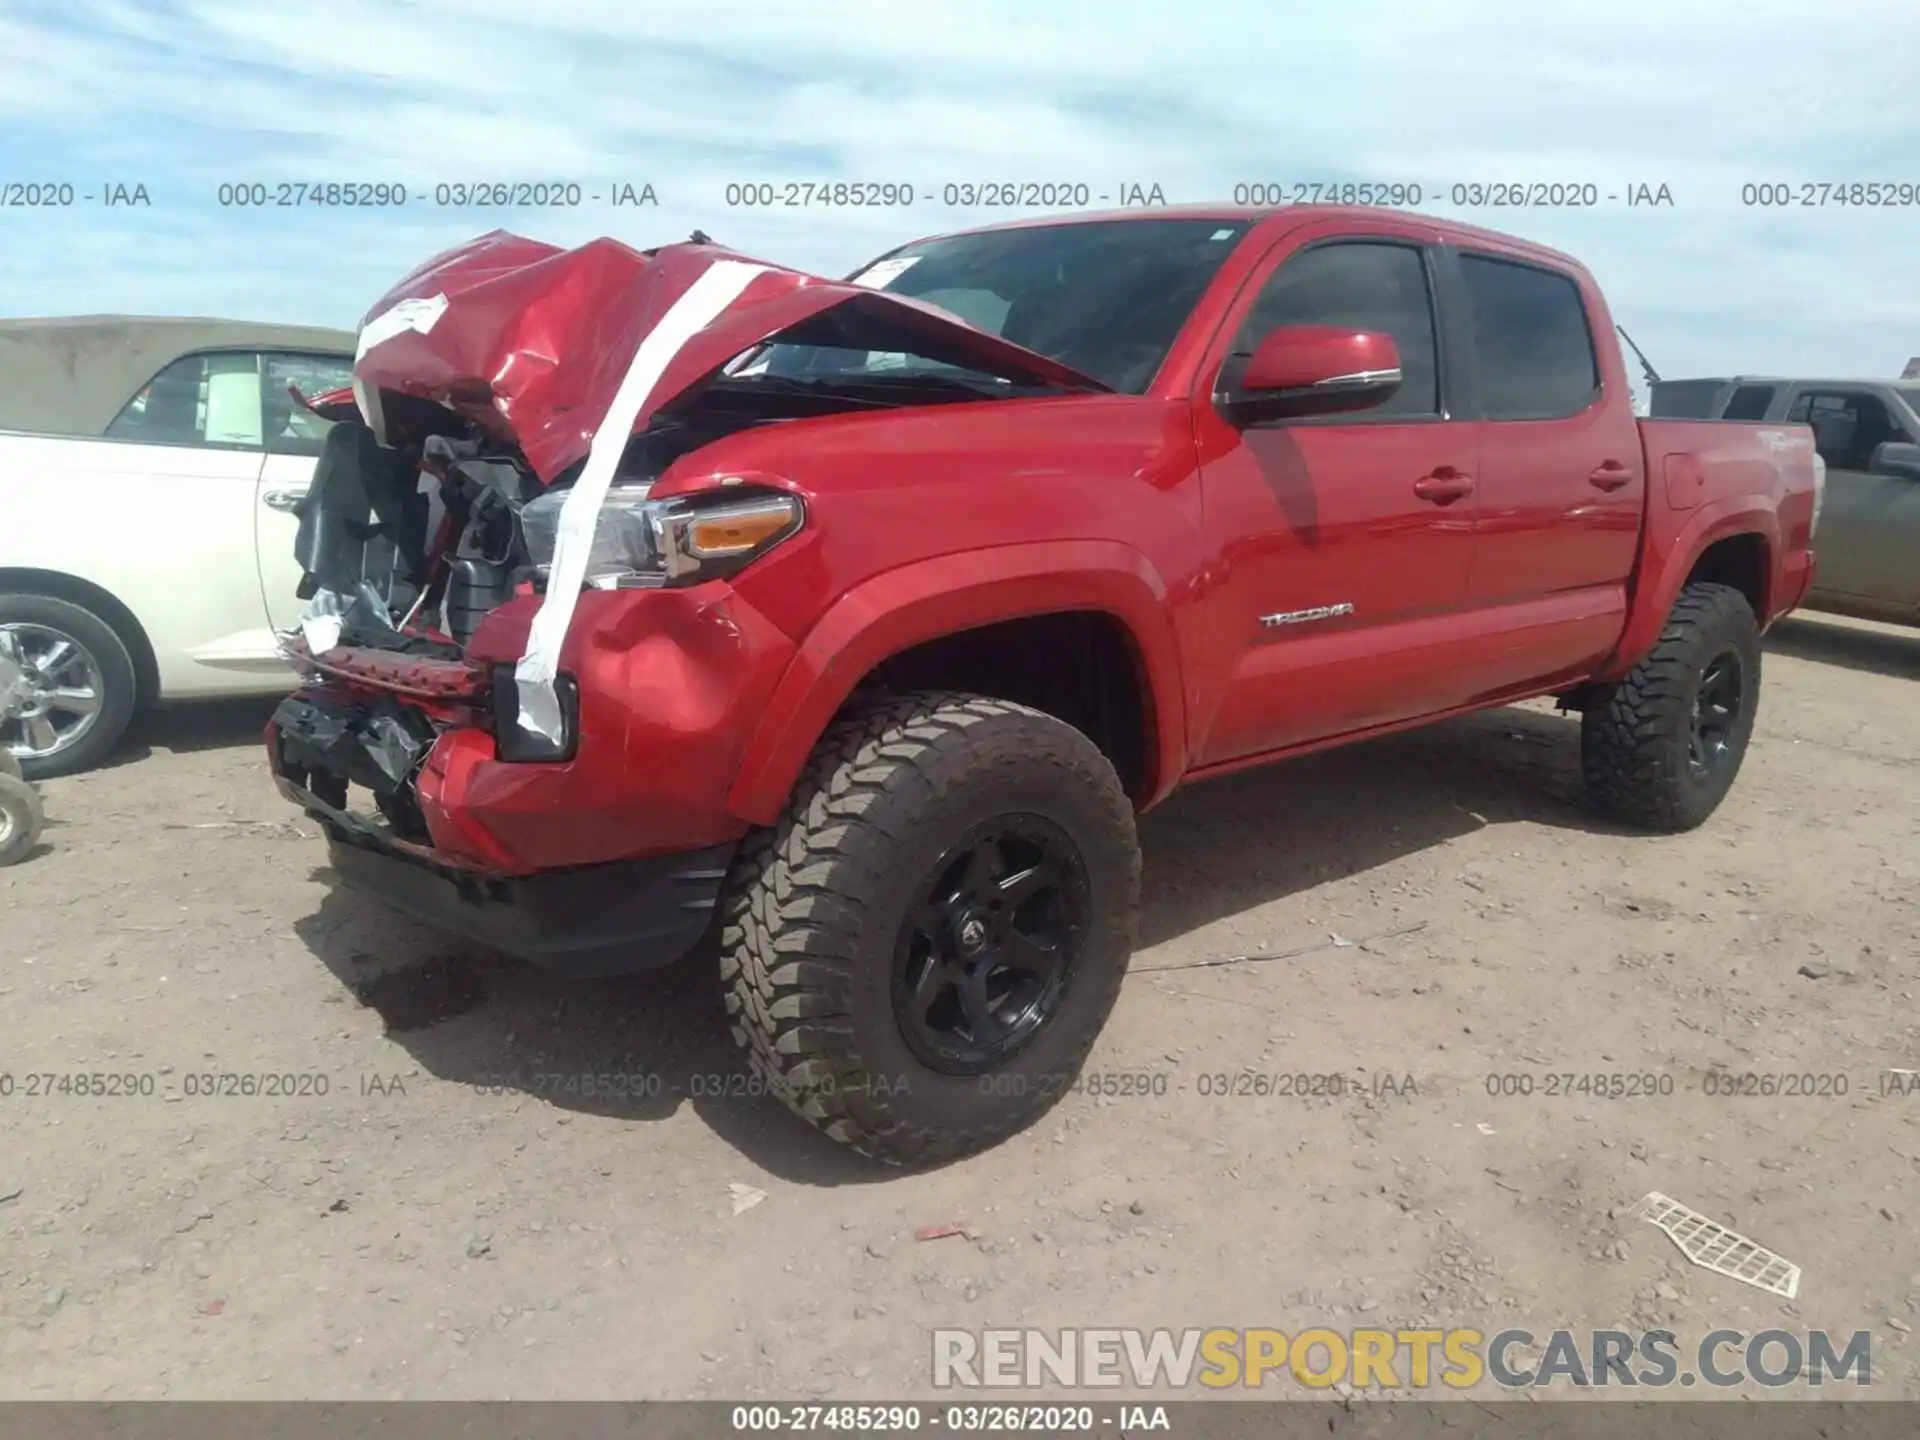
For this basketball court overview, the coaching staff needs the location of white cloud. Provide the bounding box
[1,0,1916,374]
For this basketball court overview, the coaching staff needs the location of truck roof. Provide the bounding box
[909,204,1587,275]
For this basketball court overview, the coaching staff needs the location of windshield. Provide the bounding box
[738,218,1252,395]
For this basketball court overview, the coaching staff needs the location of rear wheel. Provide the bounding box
[0,594,139,780]
[1581,582,1761,832]
[719,692,1141,1165]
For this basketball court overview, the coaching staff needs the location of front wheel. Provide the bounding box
[1581,582,1761,832]
[719,692,1141,1166]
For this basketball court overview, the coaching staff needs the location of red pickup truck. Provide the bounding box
[268,207,1820,1164]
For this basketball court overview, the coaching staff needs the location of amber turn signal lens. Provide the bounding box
[686,499,798,557]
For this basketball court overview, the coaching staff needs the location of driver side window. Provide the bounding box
[1232,241,1440,418]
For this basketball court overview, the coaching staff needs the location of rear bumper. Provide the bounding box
[279,769,735,975]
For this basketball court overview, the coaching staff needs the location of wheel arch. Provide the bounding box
[1683,532,1771,622]
[0,566,159,706]
[726,542,1189,825]
[1596,504,1779,682]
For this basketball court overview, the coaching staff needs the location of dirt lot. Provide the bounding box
[2,611,1917,1402]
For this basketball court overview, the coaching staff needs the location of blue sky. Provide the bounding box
[2,0,1918,379]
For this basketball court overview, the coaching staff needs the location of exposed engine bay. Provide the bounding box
[287,380,884,655]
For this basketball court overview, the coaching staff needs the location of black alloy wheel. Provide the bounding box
[892,818,1090,1075]
[1687,650,1746,779]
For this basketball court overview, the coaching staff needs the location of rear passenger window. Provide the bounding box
[1459,255,1600,421]
[1722,385,1776,421]
[1234,241,1439,417]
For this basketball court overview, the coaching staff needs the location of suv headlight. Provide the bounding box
[518,482,804,588]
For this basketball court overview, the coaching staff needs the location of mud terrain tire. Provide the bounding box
[719,692,1141,1166]
[1581,581,1761,832]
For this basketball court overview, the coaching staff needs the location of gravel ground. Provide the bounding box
[2,611,1916,1401]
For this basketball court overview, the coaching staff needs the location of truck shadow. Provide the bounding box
[100,696,285,771]
[1763,614,1920,682]
[1134,702,1617,948]
[291,701,1612,1186]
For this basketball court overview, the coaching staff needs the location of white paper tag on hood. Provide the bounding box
[849,255,920,289]
[356,292,449,362]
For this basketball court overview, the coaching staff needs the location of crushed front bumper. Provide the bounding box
[268,691,735,977]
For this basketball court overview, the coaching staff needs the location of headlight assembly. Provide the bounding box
[518,482,804,589]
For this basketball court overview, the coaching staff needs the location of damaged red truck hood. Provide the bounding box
[343,229,1109,483]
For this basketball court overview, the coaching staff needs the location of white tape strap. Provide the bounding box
[512,259,773,741]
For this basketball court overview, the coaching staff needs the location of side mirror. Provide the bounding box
[1869,440,1920,481]
[1218,325,1402,424]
